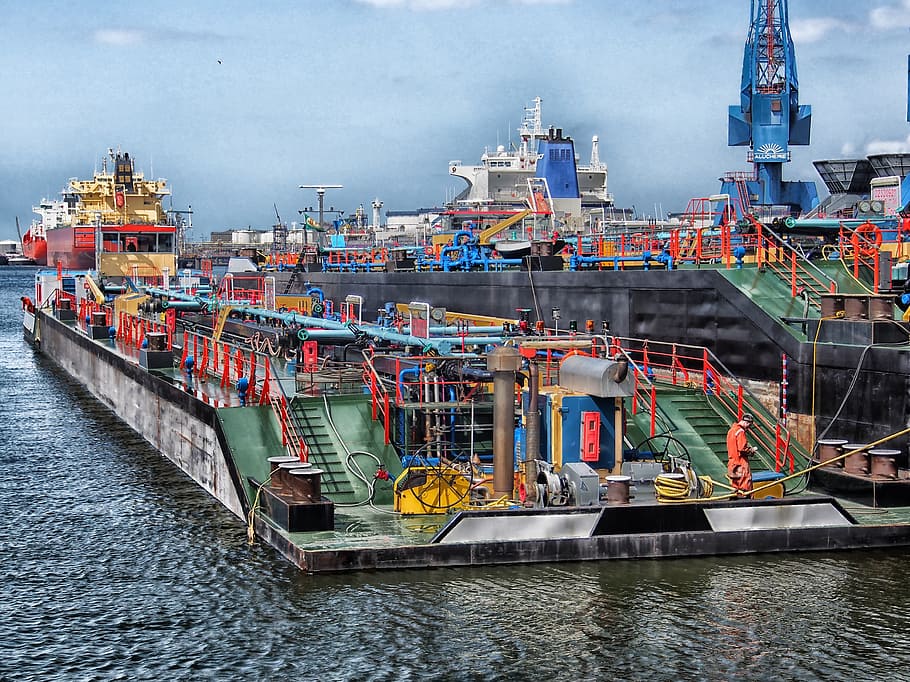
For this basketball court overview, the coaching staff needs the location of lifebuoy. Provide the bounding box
[853,222,882,256]
[899,218,910,242]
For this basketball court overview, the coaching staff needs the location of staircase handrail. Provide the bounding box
[839,222,884,292]
[269,393,309,461]
[610,335,809,474]
[753,221,838,298]
[361,349,395,444]
[608,342,679,438]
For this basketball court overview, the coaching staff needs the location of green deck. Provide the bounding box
[214,393,452,550]
[203,258,910,558]
[719,259,895,343]
[628,383,811,494]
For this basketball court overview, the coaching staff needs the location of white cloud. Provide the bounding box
[866,134,910,154]
[840,142,857,156]
[790,17,850,43]
[94,29,145,46]
[870,0,910,30]
[93,27,225,46]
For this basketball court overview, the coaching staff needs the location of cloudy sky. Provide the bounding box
[2,0,909,241]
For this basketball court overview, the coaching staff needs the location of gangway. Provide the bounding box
[477,209,532,246]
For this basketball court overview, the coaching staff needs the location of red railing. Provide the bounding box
[116,310,173,351]
[610,336,804,473]
[363,350,393,445]
[270,393,309,461]
[840,222,884,292]
[746,219,837,308]
[324,248,389,271]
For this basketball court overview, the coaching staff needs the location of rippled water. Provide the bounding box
[2,266,910,680]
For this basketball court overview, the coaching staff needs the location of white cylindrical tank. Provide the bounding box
[232,230,254,245]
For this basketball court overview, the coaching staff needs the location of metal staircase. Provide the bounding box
[615,336,812,493]
[631,383,811,494]
[282,269,301,295]
[629,386,729,483]
[288,398,355,497]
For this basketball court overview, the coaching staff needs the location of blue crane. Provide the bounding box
[722,0,818,219]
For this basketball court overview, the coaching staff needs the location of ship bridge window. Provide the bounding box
[105,231,174,253]
[156,234,174,252]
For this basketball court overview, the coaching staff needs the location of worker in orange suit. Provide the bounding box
[726,413,756,496]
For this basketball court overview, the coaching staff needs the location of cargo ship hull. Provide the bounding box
[279,268,910,455]
[46,225,96,270]
[22,273,910,572]
[30,306,246,517]
[22,232,47,266]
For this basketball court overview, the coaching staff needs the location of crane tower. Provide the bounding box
[722,0,818,218]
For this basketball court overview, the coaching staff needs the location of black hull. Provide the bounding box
[275,268,910,455]
[811,466,910,507]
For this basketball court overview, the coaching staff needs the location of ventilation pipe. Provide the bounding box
[487,346,522,499]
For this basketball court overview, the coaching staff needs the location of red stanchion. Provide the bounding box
[248,352,257,401]
[258,359,271,406]
[221,346,231,388]
[180,331,189,368]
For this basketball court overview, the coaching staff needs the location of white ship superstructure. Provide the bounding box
[448,97,612,208]
[31,197,74,240]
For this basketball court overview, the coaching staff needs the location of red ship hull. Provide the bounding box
[46,226,96,270]
[21,230,47,266]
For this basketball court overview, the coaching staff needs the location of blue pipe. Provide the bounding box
[232,305,349,330]
[397,366,421,448]
[231,305,506,353]
[440,245,463,272]
[298,329,357,343]
[447,385,457,445]
[160,300,206,311]
[146,287,204,302]
[453,230,476,245]
[397,366,421,398]
[569,252,668,271]
[305,286,325,302]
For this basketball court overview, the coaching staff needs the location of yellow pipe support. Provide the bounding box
[84,274,106,304]
[478,209,532,245]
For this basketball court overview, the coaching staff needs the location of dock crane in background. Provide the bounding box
[721,0,819,220]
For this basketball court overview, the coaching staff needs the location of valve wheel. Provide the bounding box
[633,434,690,464]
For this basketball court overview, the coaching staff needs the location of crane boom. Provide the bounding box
[728,0,810,160]
[722,0,817,217]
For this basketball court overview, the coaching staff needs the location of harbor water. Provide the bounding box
[2,266,910,680]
